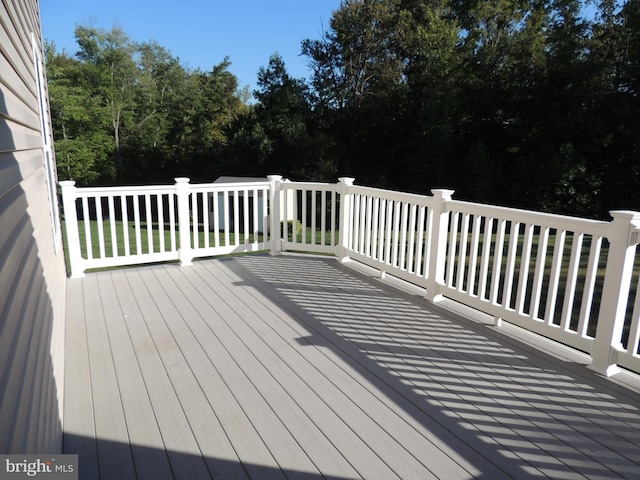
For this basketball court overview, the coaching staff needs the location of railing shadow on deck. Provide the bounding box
[222,254,640,480]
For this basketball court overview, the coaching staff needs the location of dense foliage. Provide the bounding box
[48,0,639,218]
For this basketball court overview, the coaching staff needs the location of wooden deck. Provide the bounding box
[63,254,640,480]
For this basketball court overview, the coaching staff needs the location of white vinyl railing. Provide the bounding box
[280,180,339,255]
[60,177,275,276]
[61,176,640,377]
[440,199,611,354]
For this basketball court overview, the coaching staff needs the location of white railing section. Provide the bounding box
[280,181,340,255]
[332,182,640,378]
[60,183,181,275]
[188,180,271,259]
[61,177,640,377]
[441,200,611,354]
[60,177,275,276]
[341,184,438,289]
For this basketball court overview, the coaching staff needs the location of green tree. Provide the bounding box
[302,0,407,182]
[49,3,640,217]
[46,42,114,184]
[253,54,313,177]
[394,0,463,192]
[74,25,138,175]
[588,0,640,215]
[47,25,248,184]
[169,59,244,180]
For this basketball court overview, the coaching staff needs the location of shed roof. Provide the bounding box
[214,176,268,183]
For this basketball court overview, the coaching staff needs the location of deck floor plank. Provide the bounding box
[168,266,326,478]
[95,271,178,480]
[81,273,137,480]
[63,278,99,479]
[222,256,547,479]
[63,255,640,480]
[185,262,426,480]
[107,269,212,479]
[173,266,364,479]
[167,264,372,479]
[195,259,477,480]
[127,266,251,480]
[230,255,640,479]
[146,265,289,480]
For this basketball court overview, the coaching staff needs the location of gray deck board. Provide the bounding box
[107,269,208,480]
[123,267,250,480]
[63,279,99,478]
[82,274,137,480]
[197,259,476,479]
[64,254,640,479]
[186,261,437,480]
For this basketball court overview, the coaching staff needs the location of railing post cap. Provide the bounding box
[338,177,355,185]
[267,175,283,181]
[431,188,455,198]
[174,177,190,184]
[59,180,76,187]
[610,210,640,221]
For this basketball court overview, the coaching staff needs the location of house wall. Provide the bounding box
[0,0,66,453]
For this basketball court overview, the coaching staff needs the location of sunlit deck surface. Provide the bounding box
[63,254,640,480]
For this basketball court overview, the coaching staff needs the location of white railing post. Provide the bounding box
[425,189,455,303]
[589,210,640,376]
[268,175,283,255]
[337,177,355,262]
[59,180,85,278]
[589,211,640,376]
[175,178,193,266]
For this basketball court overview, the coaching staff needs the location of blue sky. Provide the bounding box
[40,1,340,94]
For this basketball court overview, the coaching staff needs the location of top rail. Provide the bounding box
[67,184,178,197]
[447,199,611,237]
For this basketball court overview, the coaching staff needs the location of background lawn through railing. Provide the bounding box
[63,219,268,271]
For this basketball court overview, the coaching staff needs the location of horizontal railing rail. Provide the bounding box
[60,176,640,377]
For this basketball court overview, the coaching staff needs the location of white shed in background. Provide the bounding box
[211,176,268,233]
[209,176,295,234]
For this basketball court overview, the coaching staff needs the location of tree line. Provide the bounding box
[47,0,639,219]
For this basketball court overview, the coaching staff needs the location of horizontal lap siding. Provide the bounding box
[0,0,66,454]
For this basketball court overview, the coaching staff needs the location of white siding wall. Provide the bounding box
[0,0,66,453]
